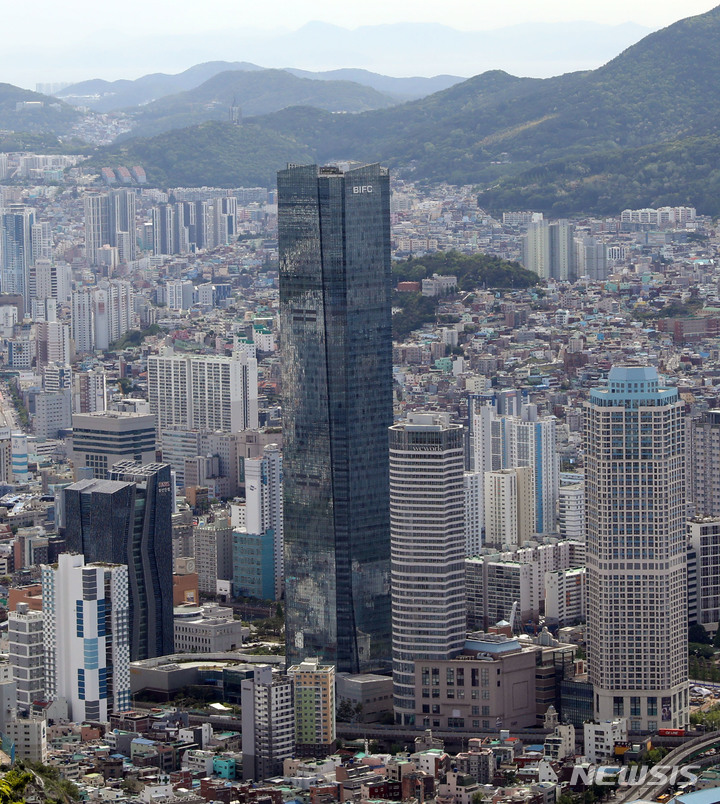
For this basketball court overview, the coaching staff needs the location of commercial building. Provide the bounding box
[287,658,335,756]
[389,412,466,724]
[41,553,131,722]
[174,603,246,653]
[412,633,538,731]
[71,411,156,479]
[585,366,688,730]
[279,163,393,673]
[64,462,174,660]
[232,528,275,600]
[335,673,394,723]
[241,665,294,781]
[584,719,628,763]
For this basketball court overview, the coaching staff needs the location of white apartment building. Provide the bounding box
[8,603,44,712]
[689,410,720,517]
[586,366,688,731]
[470,401,559,534]
[688,517,720,633]
[41,553,132,722]
[241,665,295,781]
[147,351,258,434]
[71,289,94,354]
[7,717,47,762]
[389,412,466,725]
[244,443,283,599]
[193,517,234,595]
[464,471,484,556]
[466,540,586,631]
[558,476,585,541]
[93,280,134,351]
[484,466,535,549]
[545,567,586,627]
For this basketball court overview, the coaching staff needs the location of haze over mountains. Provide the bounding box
[84,4,720,215]
[10,19,650,89]
[4,6,720,215]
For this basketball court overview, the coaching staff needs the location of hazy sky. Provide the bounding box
[10,0,716,37]
[3,0,718,87]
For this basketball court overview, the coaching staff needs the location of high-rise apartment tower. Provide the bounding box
[585,366,688,730]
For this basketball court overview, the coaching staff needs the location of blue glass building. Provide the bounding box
[64,461,174,660]
[278,163,393,673]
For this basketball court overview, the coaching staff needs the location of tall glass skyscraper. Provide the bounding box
[279,163,393,673]
[585,366,688,730]
[64,461,174,661]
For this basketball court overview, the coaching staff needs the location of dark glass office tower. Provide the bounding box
[64,461,174,660]
[279,163,393,673]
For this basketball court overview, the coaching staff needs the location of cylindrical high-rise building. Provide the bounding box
[389,412,466,725]
[585,366,688,730]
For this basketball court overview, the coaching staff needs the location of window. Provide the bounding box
[647,697,657,716]
[613,697,624,717]
[630,697,641,717]
[447,668,455,686]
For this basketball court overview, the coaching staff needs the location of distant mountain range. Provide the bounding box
[6,19,650,90]
[87,4,720,215]
[55,62,264,112]
[56,63,463,113]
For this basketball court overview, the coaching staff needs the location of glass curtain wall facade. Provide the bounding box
[64,462,174,660]
[278,163,392,673]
